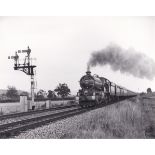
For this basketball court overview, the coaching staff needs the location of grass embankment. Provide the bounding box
[62,96,149,138]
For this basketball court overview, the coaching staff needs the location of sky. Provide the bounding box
[0,16,155,94]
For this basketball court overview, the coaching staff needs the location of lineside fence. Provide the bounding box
[0,96,77,115]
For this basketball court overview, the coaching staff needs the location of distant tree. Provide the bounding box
[54,83,71,98]
[6,86,19,99]
[147,88,152,94]
[36,89,47,99]
[0,93,8,100]
[140,92,145,96]
[20,91,29,97]
[47,90,56,99]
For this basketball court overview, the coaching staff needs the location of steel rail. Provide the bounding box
[0,106,83,138]
[0,104,77,120]
[0,97,136,138]
[0,106,79,130]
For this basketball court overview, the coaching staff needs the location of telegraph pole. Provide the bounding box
[8,46,37,110]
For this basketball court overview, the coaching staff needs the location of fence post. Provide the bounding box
[46,100,50,108]
[0,107,3,115]
[20,95,28,112]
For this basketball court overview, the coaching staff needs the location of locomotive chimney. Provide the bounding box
[86,64,91,75]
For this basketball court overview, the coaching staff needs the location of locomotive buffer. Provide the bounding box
[8,46,37,110]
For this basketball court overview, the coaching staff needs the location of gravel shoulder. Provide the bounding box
[14,108,97,139]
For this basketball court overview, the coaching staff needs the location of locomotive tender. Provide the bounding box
[78,67,136,107]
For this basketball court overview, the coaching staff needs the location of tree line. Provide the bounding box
[0,83,71,101]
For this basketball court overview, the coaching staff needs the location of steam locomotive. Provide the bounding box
[77,68,136,107]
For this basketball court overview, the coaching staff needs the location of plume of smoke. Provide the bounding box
[88,44,155,80]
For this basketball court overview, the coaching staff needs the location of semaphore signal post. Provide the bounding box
[8,46,37,110]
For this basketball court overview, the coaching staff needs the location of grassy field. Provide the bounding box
[61,95,155,139]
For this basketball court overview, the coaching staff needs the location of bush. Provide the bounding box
[0,99,19,103]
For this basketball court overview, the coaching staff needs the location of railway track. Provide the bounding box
[0,105,83,138]
[0,102,109,138]
[0,104,77,120]
[0,98,134,138]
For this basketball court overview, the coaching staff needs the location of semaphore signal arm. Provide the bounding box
[8,46,36,76]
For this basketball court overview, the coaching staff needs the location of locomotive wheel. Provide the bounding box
[104,98,108,104]
[104,95,109,104]
[79,102,86,108]
[92,101,96,106]
[96,97,102,105]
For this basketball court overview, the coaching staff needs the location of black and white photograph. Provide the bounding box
[0,16,155,139]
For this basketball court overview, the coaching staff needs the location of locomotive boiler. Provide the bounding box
[78,67,136,107]
[80,70,103,90]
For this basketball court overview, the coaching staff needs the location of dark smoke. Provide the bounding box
[88,44,155,80]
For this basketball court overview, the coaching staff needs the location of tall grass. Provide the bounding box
[62,97,147,138]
